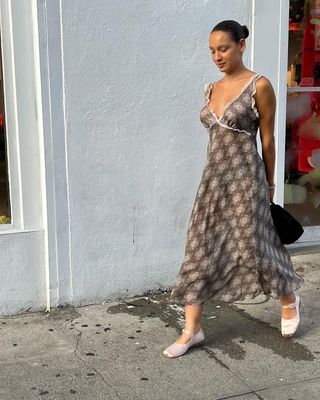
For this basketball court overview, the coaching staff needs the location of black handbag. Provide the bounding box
[269,201,304,244]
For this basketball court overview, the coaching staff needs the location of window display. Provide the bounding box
[286,0,320,227]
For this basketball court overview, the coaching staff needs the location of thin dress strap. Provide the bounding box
[252,73,264,86]
[251,74,264,118]
[203,82,213,103]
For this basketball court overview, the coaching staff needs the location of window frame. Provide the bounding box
[0,0,43,232]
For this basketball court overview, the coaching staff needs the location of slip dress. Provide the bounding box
[169,73,304,305]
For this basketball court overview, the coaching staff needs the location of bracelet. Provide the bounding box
[269,185,276,189]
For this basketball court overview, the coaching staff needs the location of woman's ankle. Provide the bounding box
[184,322,201,333]
[280,292,295,305]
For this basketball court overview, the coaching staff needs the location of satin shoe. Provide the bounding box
[163,327,205,358]
[281,293,301,337]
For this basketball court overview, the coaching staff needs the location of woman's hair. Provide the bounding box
[211,20,249,43]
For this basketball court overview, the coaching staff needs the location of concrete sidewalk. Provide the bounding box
[0,252,319,400]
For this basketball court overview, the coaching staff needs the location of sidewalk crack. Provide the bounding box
[202,345,265,400]
[71,320,123,400]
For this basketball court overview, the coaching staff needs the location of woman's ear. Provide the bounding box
[239,38,246,53]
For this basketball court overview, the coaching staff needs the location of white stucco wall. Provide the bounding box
[1,0,292,315]
[58,0,252,305]
[0,231,45,315]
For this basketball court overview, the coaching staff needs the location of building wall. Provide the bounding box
[2,0,292,315]
[0,231,45,315]
[58,0,251,305]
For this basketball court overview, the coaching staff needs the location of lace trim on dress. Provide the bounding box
[204,83,211,102]
[205,74,259,121]
[204,102,252,136]
[216,121,252,136]
[203,84,251,136]
[251,74,263,119]
[203,74,262,136]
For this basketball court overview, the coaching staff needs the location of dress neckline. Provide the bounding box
[206,73,259,122]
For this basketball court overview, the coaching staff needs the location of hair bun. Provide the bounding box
[242,25,249,39]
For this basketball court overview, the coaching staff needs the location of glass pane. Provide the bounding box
[288,0,320,87]
[285,90,320,226]
[285,1,320,227]
[0,32,11,224]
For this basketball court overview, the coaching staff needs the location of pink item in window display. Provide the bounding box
[307,148,320,168]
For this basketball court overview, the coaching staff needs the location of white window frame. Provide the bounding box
[0,0,43,233]
[0,0,52,311]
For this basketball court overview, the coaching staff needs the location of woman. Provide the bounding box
[163,20,304,359]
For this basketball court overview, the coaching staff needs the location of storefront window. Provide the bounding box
[0,32,10,224]
[286,0,320,227]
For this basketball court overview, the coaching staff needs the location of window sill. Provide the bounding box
[0,225,42,234]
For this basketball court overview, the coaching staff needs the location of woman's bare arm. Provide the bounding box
[255,76,276,189]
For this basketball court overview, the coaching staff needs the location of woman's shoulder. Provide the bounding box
[255,73,272,87]
[254,73,276,114]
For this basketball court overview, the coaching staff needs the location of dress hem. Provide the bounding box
[168,279,304,306]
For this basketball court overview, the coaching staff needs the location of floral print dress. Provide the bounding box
[169,73,304,305]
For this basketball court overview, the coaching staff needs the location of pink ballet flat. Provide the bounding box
[162,327,205,358]
[281,293,301,337]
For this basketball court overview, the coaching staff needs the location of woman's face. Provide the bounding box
[209,30,245,72]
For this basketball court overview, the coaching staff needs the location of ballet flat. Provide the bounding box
[281,293,301,337]
[162,327,205,358]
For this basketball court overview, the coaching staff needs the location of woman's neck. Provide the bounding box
[222,67,253,82]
